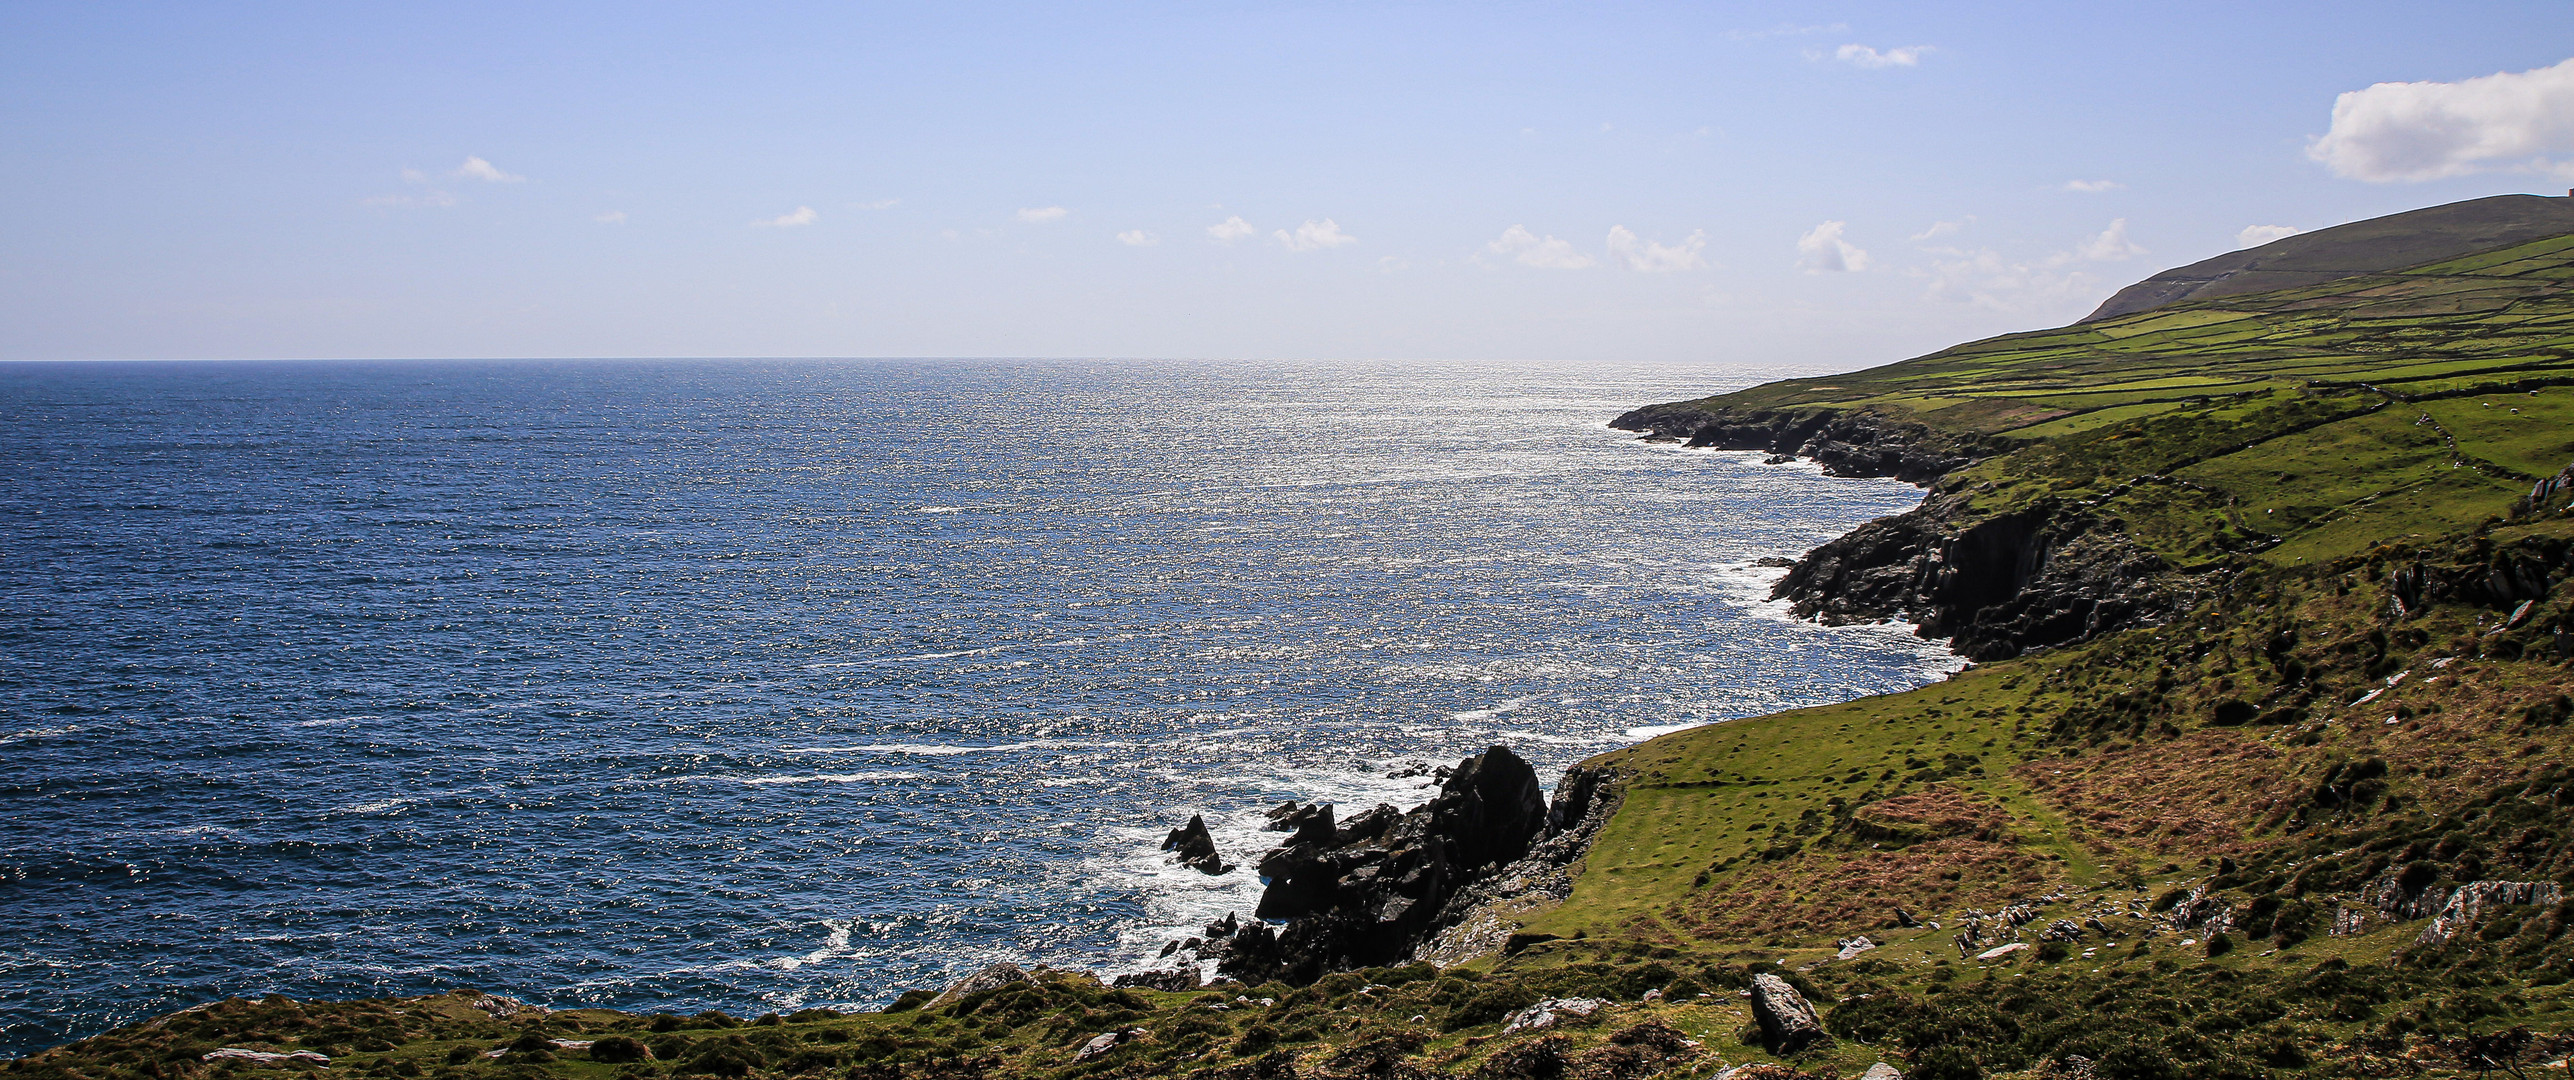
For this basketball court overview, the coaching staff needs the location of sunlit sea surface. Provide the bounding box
[0,359,1956,1053]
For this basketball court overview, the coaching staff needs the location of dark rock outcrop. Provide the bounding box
[1163,815,1232,874]
[1265,802,1337,844]
[1416,763,1631,965]
[1109,967,1201,992]
[1770,491,2192,661]
[1746,974,1827,1053]
[2388,529,2574,619]
[1608,404,1991,485]
[1216,747,1549,985]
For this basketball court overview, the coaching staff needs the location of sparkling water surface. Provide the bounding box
[0,358,1954,1054]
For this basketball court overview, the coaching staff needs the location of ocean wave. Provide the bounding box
[723,772,924,785]
[780,739,1123,756]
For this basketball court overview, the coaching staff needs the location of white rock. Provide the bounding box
[202,1050,331,1066]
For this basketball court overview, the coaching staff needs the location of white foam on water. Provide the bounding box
[801,635,1118,669]
[1449,695,1536,723]
[1624,721,1712,740]
[782,738,1123,756]
[767,920,856,972]
[331,797,419,815]
[723,772,923,785]
[0,726,80,746]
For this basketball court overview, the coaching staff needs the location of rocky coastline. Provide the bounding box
[1609,401,2191,661]
[1121,748,1628,991]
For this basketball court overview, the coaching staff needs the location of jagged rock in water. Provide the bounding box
[1264,802,1335,844]
[1219,746,1548,984]
[1746,974,1827,1053]
[1162,814,1231,874]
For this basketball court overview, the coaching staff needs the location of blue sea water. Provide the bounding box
[0,358,1953,1055]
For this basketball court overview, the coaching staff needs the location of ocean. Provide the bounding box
[0,358,1955,1054]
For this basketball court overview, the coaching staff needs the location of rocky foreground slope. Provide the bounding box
[21,197,2574,1080]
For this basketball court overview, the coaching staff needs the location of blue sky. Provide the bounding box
[6,1,2574,366]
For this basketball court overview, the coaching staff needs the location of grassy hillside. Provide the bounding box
[19,224,2574,1080]
[1634,230,2574,573]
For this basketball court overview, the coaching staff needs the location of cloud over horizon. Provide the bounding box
[1116,230,1157,246]
[1206,216,1257,243]
[1487,225,1594,269]
[1920,219,2148,311]
[1017,206,1069,223]
[2237,224,2302,248]
[2068,218,2146,263]
[1275,219,1357,252]
[1828,43,1931,68]
[1795,220,1870,272]
[753,206,818,228]
[1606,227,1708,272]
[452,156,524,183]
[2308,57,2574,181]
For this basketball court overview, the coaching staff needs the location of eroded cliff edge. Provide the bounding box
[1608,402,2190,662]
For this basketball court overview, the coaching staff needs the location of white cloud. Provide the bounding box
[2068,218,2146,263]
[1275,218,1358,252]
[1910,218,1972,242]
[1017,206,1069,223]
[753,206,819,228]
[594,210,628,225]
[854,199,900,210]
[1795,220,1871,272]
[2063,179,2122,193]
[1116,230,1159,246]
[1830,43,1931,68]
[1923,221,2149,310]
[1487,225,1594,269]
[2308,57,2574,182]
[1923,250,2101,311]
[1206,215,1258,243]
[451,156,524,183]
[2236,224,2302,248]
[1606,226,1708,272]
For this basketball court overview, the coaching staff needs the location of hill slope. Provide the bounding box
[2084,193,2574,322]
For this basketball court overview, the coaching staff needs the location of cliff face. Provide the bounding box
[1773,491,2193,662]
[1610,402,2185,660]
